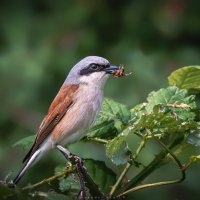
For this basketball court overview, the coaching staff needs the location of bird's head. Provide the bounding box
[65,56,119,88]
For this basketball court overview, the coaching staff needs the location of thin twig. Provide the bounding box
[117,178,184,197]
[109,134,148,197]
[22,166,75,191]
[89,138,108,144]
[133,133,147,159]
[117,129,186,197]
[109,162,132,197]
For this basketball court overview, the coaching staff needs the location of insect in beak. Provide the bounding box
[104,64,132,77]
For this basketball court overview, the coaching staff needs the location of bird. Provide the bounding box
[13,56,120,185]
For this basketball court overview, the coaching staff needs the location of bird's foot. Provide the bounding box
[0,179,16,188]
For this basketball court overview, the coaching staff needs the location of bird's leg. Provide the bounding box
[74,155,87,200]
[56,145,72,158]
[56,145,73,168]
[56,145,87,200]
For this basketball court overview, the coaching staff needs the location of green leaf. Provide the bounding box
[130,103,146,118]
[85,98,131,139]
[99,98,131,123]
[54,165,80,194]
[132,106,197,135]
[168,66,200,93]
[85,120,118,139]
[84,159,116,194]
[58,175,80,193]
[106,133,132,165]
[12,135,35,149]
[146,86,196,120]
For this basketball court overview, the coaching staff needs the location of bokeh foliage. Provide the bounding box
[1,0,200,200]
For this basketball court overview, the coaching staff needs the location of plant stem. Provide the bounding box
[21,162,103,199]
[133,134,147,159]
[85,173,104,199]
[117,178,183,197]
[22,166,75,191]
[109,162,132,197]
[109,135,147,197]
[90,138,108,144]
[119,148,168,193]
[117,129,186,196]
[117,139,186,197]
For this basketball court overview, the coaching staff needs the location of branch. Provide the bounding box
[117,129,186,197]
[109,162,131,197]
[88,137,108,144]
[22,166,75,191]
[85,172,104,198]
[109,133,148,197]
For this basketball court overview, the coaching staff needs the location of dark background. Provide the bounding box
[1,0,200,199]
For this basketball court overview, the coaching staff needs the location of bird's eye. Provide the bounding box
[89,63,99,70]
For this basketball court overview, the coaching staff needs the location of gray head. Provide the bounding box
[65,56,119,88]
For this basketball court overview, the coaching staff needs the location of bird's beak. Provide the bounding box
[103,65,120,74]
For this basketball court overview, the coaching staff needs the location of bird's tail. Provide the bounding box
[13,149,41,184]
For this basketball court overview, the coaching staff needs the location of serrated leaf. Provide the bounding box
[84,159,116,194]
[132,107,197,135]
[54,165,79,194]
[106,134,131,165]
[168,66,200,93]
[146,86,196,120]
[58,175,79,193]
[85,98,131,139]
[99,98,131,123]
[85,120,118,139]
[12,135,35,149]
[130,103,146,118]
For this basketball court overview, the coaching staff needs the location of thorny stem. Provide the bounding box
[21,161,103,199]
[118,149,168,194]
[56,145,104,199]
[109,134,148,197]
[22,166,75,191]
[109,162,132,197]
[117,129,186,197]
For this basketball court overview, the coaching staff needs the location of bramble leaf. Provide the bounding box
[85,98,131,139]
[106,133,132,165]
[12,135,34,149]
[168,66,200,93]
[146,86,196,120]
[99,98,131,123]
[84,159,116,194]
[132,106,197,135]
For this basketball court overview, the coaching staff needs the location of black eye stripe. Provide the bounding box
[105,63,110,69]
[80,63,108,75]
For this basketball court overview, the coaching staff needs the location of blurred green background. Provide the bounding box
[1,0,200,199]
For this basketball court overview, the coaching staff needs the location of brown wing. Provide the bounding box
[23,84,79,163]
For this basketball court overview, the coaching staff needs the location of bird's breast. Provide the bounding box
[52,85,104,145]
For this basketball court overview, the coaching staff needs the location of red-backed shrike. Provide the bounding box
[13,56,120,184]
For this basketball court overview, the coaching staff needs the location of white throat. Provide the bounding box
[79,72,109,89]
